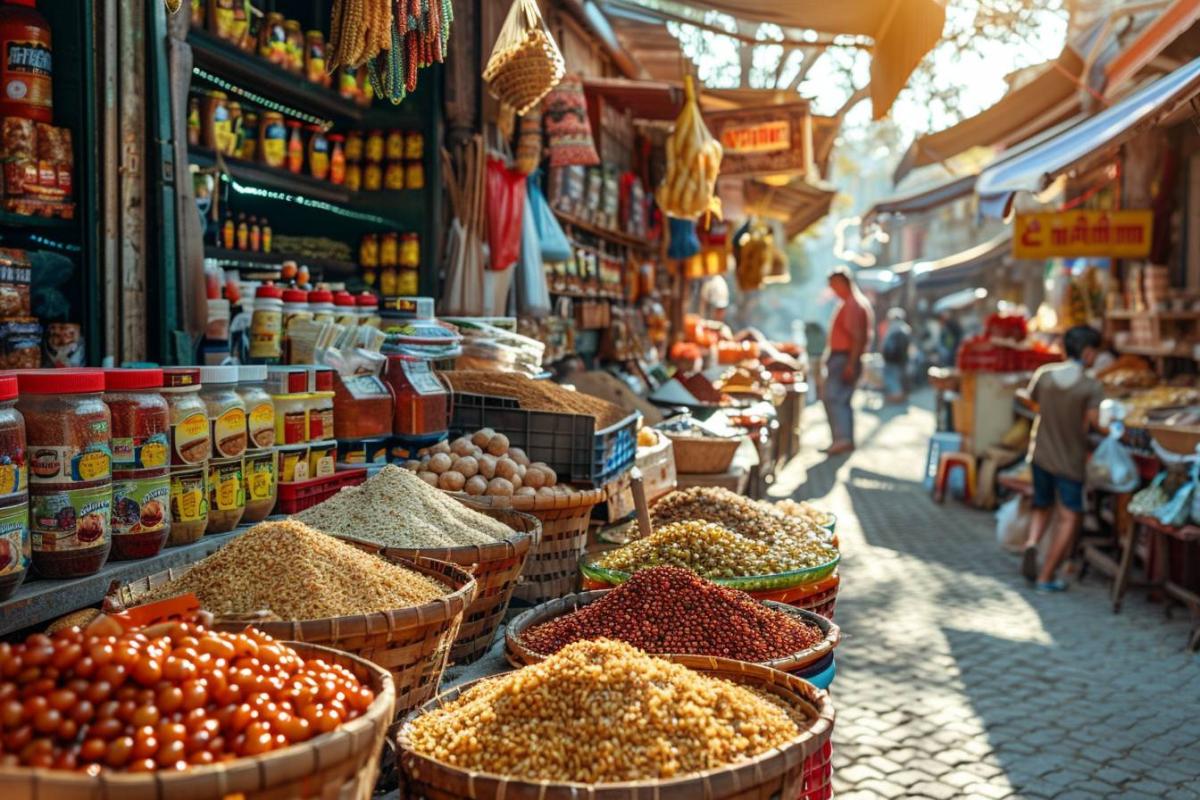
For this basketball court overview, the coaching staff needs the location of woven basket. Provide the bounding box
[395,655,834,800]
[0,642,394,800]
[345,504,541,665]
[451,488,605,604]
[666,434,741,474]
[121,557,476,719]
[504,589,840,675]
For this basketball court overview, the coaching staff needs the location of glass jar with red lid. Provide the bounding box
[103,368,170,560]
[16,369,112,579]
[0,374,28,601]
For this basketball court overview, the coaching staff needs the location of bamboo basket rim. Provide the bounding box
[443,486,605,513]
[121,557,478,638]
[504,590,841,672]
[0,642,394,792]
[396,655,834,794]
[336,505,541,563]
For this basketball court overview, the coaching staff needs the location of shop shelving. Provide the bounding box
[0,211,78,231]
[554,208,652,252]
[204,246,358,277]
[189,145,354,206]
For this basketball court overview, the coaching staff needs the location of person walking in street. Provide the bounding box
[937,311,963,366]
[823,266,873,455]
[881,307,911,404]
[1018,325,1105,592]
[805,320,827,402]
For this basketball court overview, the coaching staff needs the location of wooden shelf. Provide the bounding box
[204,246,358,277]
[553,209,652,251]
[190,146,352,205]
[188,28,364,123]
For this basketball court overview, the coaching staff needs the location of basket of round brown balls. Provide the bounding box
[396,639,834,799]
[0,616,395,798]
[505,566,839,674]
[403,431,605,604]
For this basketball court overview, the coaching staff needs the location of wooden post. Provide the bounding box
[118,0,147,362]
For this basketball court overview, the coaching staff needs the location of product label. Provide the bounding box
[402,358,443,395]
[245,452,275,500]
[208,459,245,512]
[112,432,169,470]
[173,411,211,465]
[247,403,275,449]
[212,407,247,458]
[212,102,234,156]
[279,409,307,444]
[0,502,29,577]
[170,467,208,524]
[29,441,112,484]
[3,39,52,112]
[261,121,287,168]
[111,473,169,537]
[249,308,283,359]
[309,446,334,478]
[308,408,324,442]
[30,484,111,552]
[0,458,27,497]
[277,448,308,483]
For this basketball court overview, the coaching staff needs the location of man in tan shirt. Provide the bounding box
[822,267,873,455]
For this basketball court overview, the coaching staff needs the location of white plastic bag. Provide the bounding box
[1086,422,1139,493]
[995,496,1031,553]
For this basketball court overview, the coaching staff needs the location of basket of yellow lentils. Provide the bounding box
[396,639,835,799]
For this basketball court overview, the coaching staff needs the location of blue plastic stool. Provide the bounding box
[924,432,963,492]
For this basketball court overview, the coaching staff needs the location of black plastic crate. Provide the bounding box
[449,392,638,487]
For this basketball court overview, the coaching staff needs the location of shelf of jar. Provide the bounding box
[204,246,359,277]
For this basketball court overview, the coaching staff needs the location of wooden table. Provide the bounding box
[1113,515,1200,650]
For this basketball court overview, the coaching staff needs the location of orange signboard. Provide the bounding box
[1013,210,1153,259]
[704,102,812,178]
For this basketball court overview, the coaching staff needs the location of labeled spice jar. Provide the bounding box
[104,368,170,561]
[17,369,112,579]
[207,455,245,533]
[308,390,335,443]
[0,375,28,601]
[259,111,287,168]
[237,364,275,449]
[308,289,336,324]
[269,367,310,444]
[249,282,284,363]
[307,124,330,180]
[277,443,309,483]
[168,465,208,545]
[199,366,247,459]
[357,293,381,327]
[334,291,359,326]
[242,448,277,523]
[161,368,211,466]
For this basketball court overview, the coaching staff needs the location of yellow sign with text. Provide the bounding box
[1013,210,1153,259]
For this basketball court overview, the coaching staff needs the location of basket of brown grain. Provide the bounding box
[120,519,476,719]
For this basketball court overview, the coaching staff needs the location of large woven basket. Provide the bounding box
[346,504,541,664]
[395,655,835,800]
[450,488,605,604]
[0,642,394,800]
[121,557,476,719]
[666,433,741,474]
[504,589,841,675]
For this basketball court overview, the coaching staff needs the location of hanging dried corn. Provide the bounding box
[328,0,394,71]
[483,0,565,116]
[362,0,455,105]
[657,76,723,220]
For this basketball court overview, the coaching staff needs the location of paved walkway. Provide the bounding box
[779,391,1200,799]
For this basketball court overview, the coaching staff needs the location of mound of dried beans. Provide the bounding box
[521,566,822,662]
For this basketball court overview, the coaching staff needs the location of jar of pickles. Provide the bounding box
[0,375,28,602]
[103,368,170,561]
[17,369,112,579]
[161,368,210,546]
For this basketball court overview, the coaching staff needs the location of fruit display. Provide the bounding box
[656,76,722,220]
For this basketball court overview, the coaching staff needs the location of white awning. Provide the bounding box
[976,56,1200,219]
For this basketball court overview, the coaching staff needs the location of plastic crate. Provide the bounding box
[275,469,367,515]
[449,392,638,486]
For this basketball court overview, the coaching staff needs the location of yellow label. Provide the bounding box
[213,407,247,457]
[246,454,275,500]
[0,463,26,495]
[174,412,210,464]
[170,468,207,522]
[141,441,168,469]
[248,403,275,448]
[77,451,111,482]
[209,460,244,512]
[249,308,283,359]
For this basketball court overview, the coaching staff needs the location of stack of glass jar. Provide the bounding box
[103,369,170,560]
[0,375,28,600]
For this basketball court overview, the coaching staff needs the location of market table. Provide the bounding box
[1113,515,1200,650]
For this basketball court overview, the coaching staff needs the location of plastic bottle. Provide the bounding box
[0,0,53,124]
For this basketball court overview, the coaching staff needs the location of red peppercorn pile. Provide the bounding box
[0,620,375,773]
[520,566,823,662]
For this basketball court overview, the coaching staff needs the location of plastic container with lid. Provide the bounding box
[199,366,247,459]
[249,283,284,363]
[357,293,381,328]
[282,288,312,363]
[16,369,112,579]
[237,364,275,450]
[161,368,211,466]
[268,366,311,445]
[0,0,54,124]
[103,368,170,561]
[333,291,359,326]
[333,374,393,439]
[242,448,277,523]
[0,374,28,601]
[207,455,245,533]
[308,289,336,323]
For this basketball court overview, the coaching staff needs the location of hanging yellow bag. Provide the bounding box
[657,76,722,219]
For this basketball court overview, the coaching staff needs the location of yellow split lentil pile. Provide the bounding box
[297,464,513,548]
[597,520,833,578]
[145,519,446,620]
[405,639,802,782]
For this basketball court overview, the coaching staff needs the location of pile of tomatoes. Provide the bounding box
[0,619,375,773]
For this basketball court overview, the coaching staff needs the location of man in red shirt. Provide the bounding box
[823,267,873,455]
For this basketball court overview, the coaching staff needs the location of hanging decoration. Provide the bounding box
[735,219,786,291]
[657,76,723,219]
[483,0,565,116]
[327,0,453,104]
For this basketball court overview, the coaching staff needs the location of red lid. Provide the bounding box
[104,368,164,391]
[14,369,105,395]
[0,375,16,401]
[357,293,379,307]
[256,283,283,299]
[282,289,309,303]
[333,291,357,307]
[162,367,201,388]
[329,134,345,142]
[308,289,333,304]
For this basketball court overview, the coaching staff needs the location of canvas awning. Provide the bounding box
[865,174,978,223]
[743,179,837,239]
[976,55,1200,219]
[894,45,1087,183]
[1104,0,1200,95]
[913,233,1012,289]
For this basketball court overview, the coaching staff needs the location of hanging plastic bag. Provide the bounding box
[1086,422,1139,493]
[1129,472,1168,517]
[995,496,1031,553]
[1156,460,1194,527]
[528,172,571,262]
[657,76,722,219]
[516,188,551,317]
[486,155,527,271]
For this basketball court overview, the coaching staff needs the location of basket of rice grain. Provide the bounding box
[296,465,540,664]
[121,519,476,718]
[396,639,834,800]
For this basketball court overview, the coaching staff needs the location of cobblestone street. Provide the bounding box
[779,392,1200,800]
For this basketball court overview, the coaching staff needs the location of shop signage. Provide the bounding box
[704,102,813,178]
[1013,210,1153,258]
